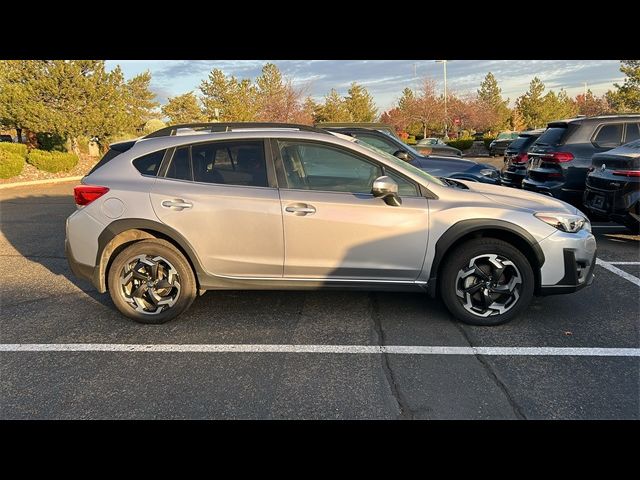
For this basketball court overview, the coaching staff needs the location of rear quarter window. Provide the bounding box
[133,149,166,176]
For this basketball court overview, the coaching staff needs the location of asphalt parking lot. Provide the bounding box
[1,181,638,419]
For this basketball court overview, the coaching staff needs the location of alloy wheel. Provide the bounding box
[119,254,181,315]
[455,254,522,318]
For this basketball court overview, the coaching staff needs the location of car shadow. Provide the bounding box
[0,192,114,308]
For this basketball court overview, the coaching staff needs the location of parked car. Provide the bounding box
[413,137,462,157]
[315,122,399,138]
[583,139,640,232]
[0,134,13,142]
[522,115,640,206]
[500,129,545,188]
[317,126,499,184]
[67,122,596,326]
[489,132,520,157]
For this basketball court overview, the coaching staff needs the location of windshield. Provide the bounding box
[354,139,445,187]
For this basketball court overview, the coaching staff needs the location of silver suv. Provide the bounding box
[66,123,597,326]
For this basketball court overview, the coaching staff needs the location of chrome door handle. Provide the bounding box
[161,199,193,210]
[285,204,316,216]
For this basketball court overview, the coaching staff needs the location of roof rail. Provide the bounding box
[143,122,330,139]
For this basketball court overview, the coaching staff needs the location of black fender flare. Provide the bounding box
[427,218,545,297]
[95,218,207,292]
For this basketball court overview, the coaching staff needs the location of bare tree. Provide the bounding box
[406,79,445,138]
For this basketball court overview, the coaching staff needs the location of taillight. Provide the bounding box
[612,170,640,177]
[542,152,574,163]
[513,152,528,164]
[74,185,110,206]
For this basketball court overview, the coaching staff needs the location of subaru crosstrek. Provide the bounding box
[66,122,597,326]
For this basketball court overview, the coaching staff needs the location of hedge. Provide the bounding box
[27,149,79,173]
[483,137,496,150]
[0,142,28,158]
[0,150,25,178]
[445,139,474,151]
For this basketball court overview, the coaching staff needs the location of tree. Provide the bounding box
[313,89,351,122]
[200,68,258,121]
[380,107,409,133]
[123,71,159,131]
[477,72,510,131]
[574,90,611,116]
[143,118,166,135]
[161,92,206,124]
[405,79,444,138]
[606,60,640,112]
[515,77,548,129]
[344,82,377,122]
[541,89,578,123]
[254,63,309,122]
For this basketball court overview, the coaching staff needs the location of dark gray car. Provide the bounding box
[522,115,640,206]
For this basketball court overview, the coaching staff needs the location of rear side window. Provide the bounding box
[593,123,624,148]
[164,141,268,187]
[132,149,166,176]
[536,127,568,146]
[625,123,640,143]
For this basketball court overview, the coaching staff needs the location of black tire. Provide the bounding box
[107,239,197,324]
[439,238,535,326]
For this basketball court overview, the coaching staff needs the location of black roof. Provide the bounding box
[144,122,331,139]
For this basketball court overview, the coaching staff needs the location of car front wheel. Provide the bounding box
[439,238,535,326]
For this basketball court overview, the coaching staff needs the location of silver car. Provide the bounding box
[66,123,597,326]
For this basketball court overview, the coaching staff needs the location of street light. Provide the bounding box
[435,60,448,138]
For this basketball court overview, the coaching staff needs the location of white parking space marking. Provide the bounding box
[596,259,640,286]
[0,344,638,357]
[592,225,627,229]
[606,262,640,265]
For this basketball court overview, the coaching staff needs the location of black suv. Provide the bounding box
[583,139,640,232]
[318,126,501,184]
[522,115,640,205]
[500,129,544,188]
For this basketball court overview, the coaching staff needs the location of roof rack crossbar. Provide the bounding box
[143,122,331,139]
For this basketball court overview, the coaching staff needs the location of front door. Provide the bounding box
[149,139,284,278]
[274,139,429,281]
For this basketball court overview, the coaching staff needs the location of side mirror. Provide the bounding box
[372,175,402,206]
[393,150,410,161]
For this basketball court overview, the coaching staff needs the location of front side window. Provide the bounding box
[164,141,268,187]
[593,123,624,148]
[278,141,382,193]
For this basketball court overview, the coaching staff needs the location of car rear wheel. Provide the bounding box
[108,239,197,324]
[439,238,534,326]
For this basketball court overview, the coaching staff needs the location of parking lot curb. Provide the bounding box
[0,176,84,190]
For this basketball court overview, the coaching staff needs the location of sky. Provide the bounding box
[104,60,624,111]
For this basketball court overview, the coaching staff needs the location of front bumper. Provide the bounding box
[537,228,597,295]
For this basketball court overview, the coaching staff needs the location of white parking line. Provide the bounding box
[607,262,640,265]
[0,344,637,357]
[596,259,640,286]
[592,225,626,229]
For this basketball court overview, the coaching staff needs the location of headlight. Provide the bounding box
[534,212,590,233]
[479,168,498,178]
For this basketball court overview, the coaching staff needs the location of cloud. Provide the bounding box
[110,59,624,111]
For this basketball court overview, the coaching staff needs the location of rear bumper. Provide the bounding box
[583,184,640,219]
[522,178,583,204]
[500,171,525,188]
[65,237,95,285]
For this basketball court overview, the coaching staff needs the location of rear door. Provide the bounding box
[149,139,284,278]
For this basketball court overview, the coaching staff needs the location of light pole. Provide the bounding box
[435,60,448,138]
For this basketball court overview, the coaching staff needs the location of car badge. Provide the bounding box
[601,163,606,172]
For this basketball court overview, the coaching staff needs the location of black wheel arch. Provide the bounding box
[427,219,545,298]
[94,218,206,293]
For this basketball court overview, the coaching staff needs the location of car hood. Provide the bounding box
[458,180,578,214]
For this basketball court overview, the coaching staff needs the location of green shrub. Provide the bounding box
[36,132,67,152]
[27,149,78,173]
[76,135,92,155]
[483,137,496,150]
[143,119,167,135]
[0,142,28,158]
[445,139,474,151]
[0,150,25,178]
